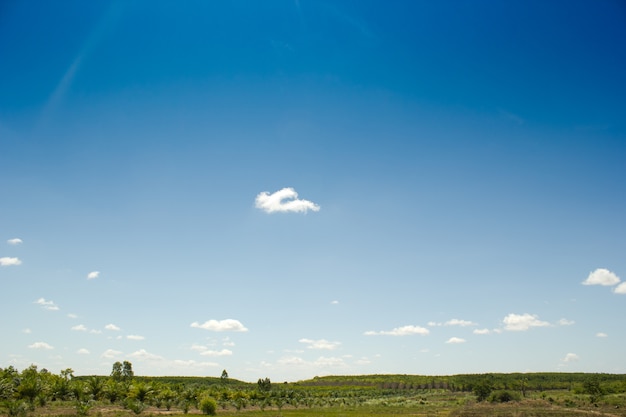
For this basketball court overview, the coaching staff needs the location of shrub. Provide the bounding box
[199,397,217,415]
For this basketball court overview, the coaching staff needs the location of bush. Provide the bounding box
[199,397,217,415]
[489,390,520,403]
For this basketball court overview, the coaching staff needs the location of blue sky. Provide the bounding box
[1,0,625,381]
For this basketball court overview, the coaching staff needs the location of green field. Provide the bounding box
[3,365,626,417]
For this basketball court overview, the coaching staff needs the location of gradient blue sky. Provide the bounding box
[1,0,625,382]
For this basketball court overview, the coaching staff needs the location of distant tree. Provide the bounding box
[221,370,228,380]
[473,379,493,402]
[110,362,123,382]
[257,378,271,392]
[122,361,134,381]
[582,376,604,404]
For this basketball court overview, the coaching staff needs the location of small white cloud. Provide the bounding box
[278,356,305,365]
[71,324,88,332]
[127,335,145,341]
[299,338,341,350]
[129,349,163,361]
[613,282,626,294]
[90,329,102,334]
[34,298,59,311]
[503,313,550,331]
[582,268,620,286]
[1,257,22,266]
[28,342,54,350]
[199,349,233,357]
[331,300,339,305]
[191,319,248,332]
[473,328,491,335]
[558,319,575,326]
[596,332,608,338]
[87,271,100,280]
[7,238,23,245]
[445,337,466,344]
[67,313,78,319]
[445,319,476,327]
[314,356,346,367]
[562,353,579,363]
[255,187,320,214]
[104,323,121,331]
[101,349,122,359]
[22,328,32,334]
[190,344,208,352]
[364,325,429,336]
[77,348,90,355]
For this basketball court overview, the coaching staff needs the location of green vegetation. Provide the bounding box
[1,364,626,417]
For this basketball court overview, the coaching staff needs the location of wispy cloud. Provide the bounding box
[582,268,620,286]
[364,325,429,336]
[502,313,550,331]
[596,332,608,338]
[473,328,491,335]
[7,238,23,245]
[77,348,90,355]
[129,349,163,361]
[191,319,248,332]
[127,335,145,341]
[71,324,88,332]
[445,337,466,344]
[429,319,476,327]
[562,353,579,363]
[87,271,100,280]
[101,349,122,359]
[0,257,22,266]
[199,349,233,357]
[557,319,575,326]
[28,342,54,350]
[299,338,341,350]
[34,298,59,311]
[105,323,121,331]
[255,187,320,214]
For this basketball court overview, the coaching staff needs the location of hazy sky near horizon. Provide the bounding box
[1,0,625,382]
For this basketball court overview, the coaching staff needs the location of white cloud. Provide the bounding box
[87,271,100,280]
[299,338,341,350]
[129,349,163,361]
[255,187,320,214]
[28,342,53,350]
[190,344,207,352]
[191,319,248,332]
[7,238,23,245]
[473,328,491,335]
[199,349,233,357]
[445,319,476,327]
[71,324,88,332]
[104,323,121,331]
[503,313,550,331]
[582,268,620,286]
[67,313,78,319]
[613,282,626,294]
[127,335,145,341]
[101,349,122,359]
[445,337,466,344]
[77,348,90,355]
[314,356,346,367]
[1,257,22,266]
[562,353,579,363]
[173,359,219,368]
[557,318,575,326]
[278,356,306,365]
[364,325,430,336]
[22,328,32,334]
[90,329,102,334]
[596,332,608,338]
[331,300,339,305]
[34,298,59,311]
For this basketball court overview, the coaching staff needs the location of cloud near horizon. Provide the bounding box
[502,313,550,331]
[191,319,248,332]
[28,342,53,350]
[299,338,341,350]
[364,325,429,336]
[255,187,320,214]
[1,257,22,266]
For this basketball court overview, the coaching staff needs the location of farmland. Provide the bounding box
[2,364,626,417]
